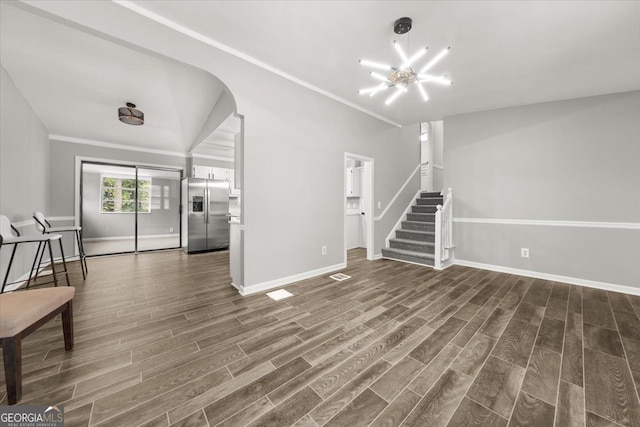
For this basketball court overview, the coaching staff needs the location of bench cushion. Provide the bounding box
[0,287,75,338]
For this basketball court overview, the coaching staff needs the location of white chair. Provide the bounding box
[0,215,70,293]
[33,212,88,279]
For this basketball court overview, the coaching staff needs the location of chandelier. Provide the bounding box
[358,17,452,105]
[118,102,144,125]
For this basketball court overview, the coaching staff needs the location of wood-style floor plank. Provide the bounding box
[584,348,640,427]
[491,319,539,369]
[521,345,561,405]
[1,249,638,427]
[555,380,585,427]
[370,388,422,427]
[447,397,508,427]
[466,356,526,419]
[508,391,556,427]
[562,313,584,387]
[402,368,472,427]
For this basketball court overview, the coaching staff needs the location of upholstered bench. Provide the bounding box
[0,287,75,404]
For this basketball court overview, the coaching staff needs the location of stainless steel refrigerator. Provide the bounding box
[181,178,230,253]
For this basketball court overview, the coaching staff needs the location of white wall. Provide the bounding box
[28,2,420,292]
[0,65,50,284]
[444,91,640,289]
[432,120,444,192]
[49,139,186,217]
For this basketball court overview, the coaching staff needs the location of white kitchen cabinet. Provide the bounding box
[191,166,235,191]
[192,165,210,179]
[346,167,361,197]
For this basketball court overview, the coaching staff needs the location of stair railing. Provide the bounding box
[434,188,453,270]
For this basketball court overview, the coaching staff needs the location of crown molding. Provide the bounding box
[112,0,402,128]
[191,153,234,162]
[50,134,188,158]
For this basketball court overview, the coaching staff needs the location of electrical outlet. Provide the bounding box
[521,248,529,258]
[321,246,327,255]
[377,201,381,209]
[169,227,174,233]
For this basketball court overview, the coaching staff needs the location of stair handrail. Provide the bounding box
[434,188,453,269]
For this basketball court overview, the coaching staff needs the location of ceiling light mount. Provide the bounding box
[118,102,144,126]
[358,17,452,105]
[394,17,412,35]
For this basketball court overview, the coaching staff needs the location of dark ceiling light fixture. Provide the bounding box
[358,17,452,105]
[118,102,144,126]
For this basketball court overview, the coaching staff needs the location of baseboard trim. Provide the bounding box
[229,281,242,293]
[454,259,640,296]
[239,262,347,296]
[84,234,179,242]
[373,253,383,260]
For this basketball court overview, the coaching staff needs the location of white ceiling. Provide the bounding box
[194,114,241,159]
[131,0,640,125]
[0,3,229,153]
[2,0,639,145]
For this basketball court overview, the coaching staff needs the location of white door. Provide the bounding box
[359,166,368,248]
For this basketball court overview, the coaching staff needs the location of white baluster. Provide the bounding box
[434,204,442,270]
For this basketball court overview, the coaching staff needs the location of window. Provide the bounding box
[100,175,151,213]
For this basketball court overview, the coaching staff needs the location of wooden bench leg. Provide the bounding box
[2,334,22,405]
[62,300,74,351]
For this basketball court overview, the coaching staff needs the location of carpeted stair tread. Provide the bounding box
[382,247,435,266]
[420,192,442,198]
[416,197,443,205]
[412,205,439,213]
[406,212,436,222]
[396,228,436,242]
[389,237,435,253]
[389,238,435,247]
[402,221,436,232]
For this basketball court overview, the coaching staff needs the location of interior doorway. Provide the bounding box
[344,153,374,264]
[80,161,182,256]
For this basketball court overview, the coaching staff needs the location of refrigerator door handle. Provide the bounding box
[205,184,209,223]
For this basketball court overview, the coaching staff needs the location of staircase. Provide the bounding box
[381,191,443,266]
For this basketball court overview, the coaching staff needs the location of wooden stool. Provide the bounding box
[0,287,75,404]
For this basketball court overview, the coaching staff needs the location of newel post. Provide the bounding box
[434,204,442,270]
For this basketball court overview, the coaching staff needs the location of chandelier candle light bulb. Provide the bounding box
[417,82,430,101]
[358,59,393,71]
[370,71,391,82]
[400,47,429,69]
[420,47,451,74]
[393,40,409,62]
[385,87,406,105]
[357,18,451,105]
[370,83,389,97]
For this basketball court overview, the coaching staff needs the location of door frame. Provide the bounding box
[75,156,183,256]
[344,152,375,263]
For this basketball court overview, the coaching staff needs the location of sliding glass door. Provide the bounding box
[136,167,181,251]
[81,162,182,256]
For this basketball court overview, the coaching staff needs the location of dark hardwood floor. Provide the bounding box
[1,249,639,426]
